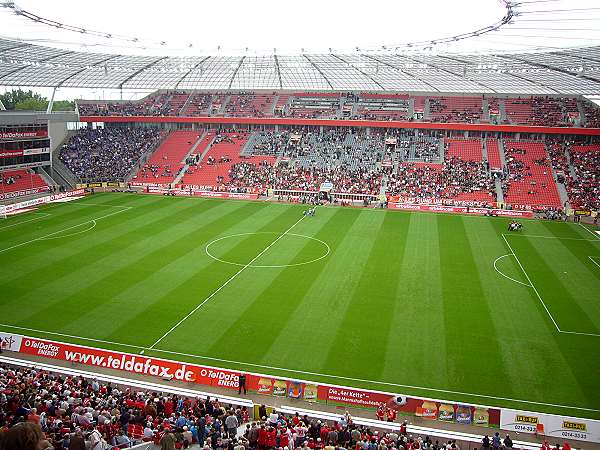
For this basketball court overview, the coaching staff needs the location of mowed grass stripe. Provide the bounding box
[145,205,327,352]
[0,196,199,295]
[201,207,352,363]
[111,204,303,347]
[321,211,410,381]
[528,237,600,329]
[0,192,149,245]
[541,221,600,282]
[437,215,515,396]
[382,212,448,389]
[24,201,258,337]
[0,195,170,285]
[3,198,228,326]
[256,209,380,372]
[464,217,567,405]
[507,235,598,333]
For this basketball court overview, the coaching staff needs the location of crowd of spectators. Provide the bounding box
[566,144,600,210]
[76,91,600,129]
[60,127,163,182]
[386,157,494,203]
[428,99,481,124]
[0,364,576,450]
[0,363,252,449]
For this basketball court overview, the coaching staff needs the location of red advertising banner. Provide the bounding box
[317,385,500,426]
[79,115,600,136]
[0,130,48,139]
[0,186,50,201]
[10,333,502,427]
[0,150,24,158]
[0,189,85,214]
[147,186,259,200]
[19,336,241,390]
[388,203,534,218]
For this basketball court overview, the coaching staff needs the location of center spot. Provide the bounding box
[205,232,330,268]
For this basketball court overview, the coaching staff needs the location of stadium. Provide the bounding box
[0,0,599,449]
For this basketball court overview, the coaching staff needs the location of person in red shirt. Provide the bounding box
[563,442,571,450]
[386,408,397,422]
[540,441,551,450]
[320,424,329,442]
[258,425,268,449]
[279,428,290,449]
[376,404,386,421]
[266,426,277,448]
[400,420,407,435]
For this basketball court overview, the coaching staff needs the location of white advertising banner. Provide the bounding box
[0,332,23,352]
[500,409,600,443]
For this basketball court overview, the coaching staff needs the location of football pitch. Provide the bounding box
[0,193,599,419]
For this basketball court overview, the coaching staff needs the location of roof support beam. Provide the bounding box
[273,55,283,89]
[0,50,76,86]
[118,56,168,90]
[443,54,559,94]
[175,56,211,89]
[406,54,498,93]
[302,55,333,89]
[332,54,385,90]
[503,54,600,87]
[362,54,440,92]
[227,56,245,89]
[56,54,122,88]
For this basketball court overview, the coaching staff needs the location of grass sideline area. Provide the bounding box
[0,192,598,419]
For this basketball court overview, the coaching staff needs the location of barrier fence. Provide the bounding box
[1,332,598,443]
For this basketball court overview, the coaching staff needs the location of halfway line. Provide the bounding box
[147,214,307,350]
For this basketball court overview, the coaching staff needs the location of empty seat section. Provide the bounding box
[486,138,503,170]
[133,130,200,184]
[0,169,49,197]
[180,132,275,190]
[503,141,562,208]
[446,139,483,162]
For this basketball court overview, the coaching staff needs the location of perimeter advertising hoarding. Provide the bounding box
[388,203,534,218]
[500,409,600,443]
[0,149,23,158]
[0,186,51,201]
[0,332,22,352]
[0,130,48,139]
[0,189,85,214]
[9,333,600,441]
[147,186,259,200]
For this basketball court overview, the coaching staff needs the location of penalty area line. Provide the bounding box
[0,207,130,254]
[501,234,562,332]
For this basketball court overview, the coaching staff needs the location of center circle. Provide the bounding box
[205,232,330,268]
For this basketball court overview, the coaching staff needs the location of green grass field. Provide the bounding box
[1,193,599,419]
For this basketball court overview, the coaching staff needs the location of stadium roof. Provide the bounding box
[1,37,600,94]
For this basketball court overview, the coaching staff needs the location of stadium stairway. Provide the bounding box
[180,132,275,188]
[481,139,489,161]
[132,130,201,185]
[486,138,503,171]
[495,178,504,203]
[482,98,490,122]
[503,141,562,208]
[181,130,208,162]
[38,166,58,189]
